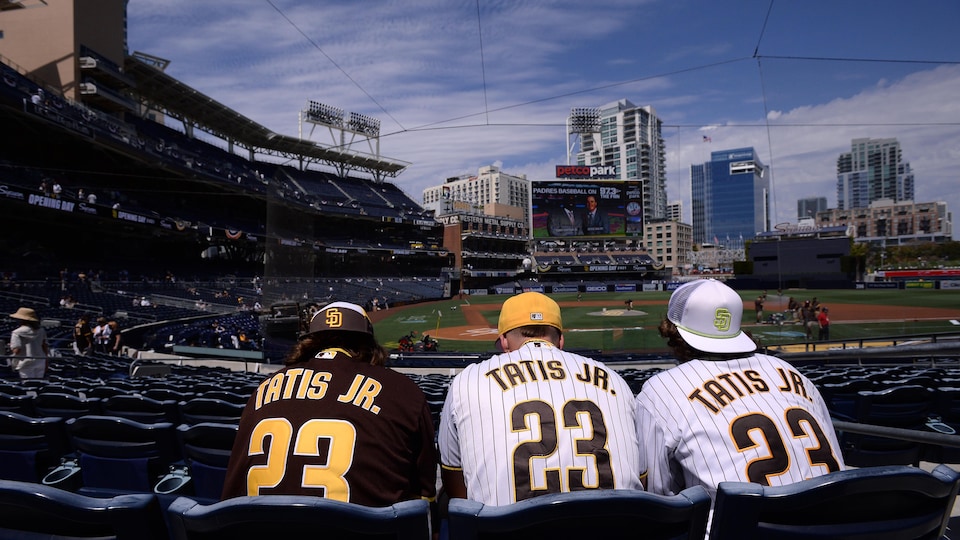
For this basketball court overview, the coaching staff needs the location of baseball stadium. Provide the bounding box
[1,2,960,538]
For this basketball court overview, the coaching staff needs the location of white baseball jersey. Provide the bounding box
[635,354,844,500]
[438,340,643,505]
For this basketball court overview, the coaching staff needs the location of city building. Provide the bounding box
[815,198,952,246]
[666,200,683,222]
[690,147,770,246]
[569,99,667,224]
[644,218,691,276]
[422,165,531,229]
[798,196,828,220]
[837,137,915,210]
[433,202,529,294]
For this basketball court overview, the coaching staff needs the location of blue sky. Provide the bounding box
[127,0,960,227]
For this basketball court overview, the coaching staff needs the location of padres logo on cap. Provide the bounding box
[325,308,344,328]
[713,308,732,332]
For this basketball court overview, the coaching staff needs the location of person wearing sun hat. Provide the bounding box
[635,279,844,505]
[221,301,437,508]
[8,307,49,379]
[438,291,643,506]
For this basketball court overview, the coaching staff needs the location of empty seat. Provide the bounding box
[0,411,69,482]
[0,479,169,540]
[101,394,181,424]
[33,392,101,419]
[172,422,239,501]
[447,486,711,540]
[709,464,960,539]
[167,496,430,540]
[178,398,244,425]
[62,415,181,494]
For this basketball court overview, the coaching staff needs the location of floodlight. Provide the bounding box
[348,112,380,136]
[304,101,344,127]
[568,107,601,134]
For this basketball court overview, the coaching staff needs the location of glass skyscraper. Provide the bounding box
[690,147,770,246]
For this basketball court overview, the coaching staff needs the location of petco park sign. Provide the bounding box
[555,165,618,179]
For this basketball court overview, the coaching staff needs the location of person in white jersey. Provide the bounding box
[438,291,643,505]
[635,279,844,501]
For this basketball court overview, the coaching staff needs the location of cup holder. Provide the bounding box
[155,467,192,495]
[42,460,81,490]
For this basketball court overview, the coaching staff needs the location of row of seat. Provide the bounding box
[0,411,237,501]
[0,463,957,539]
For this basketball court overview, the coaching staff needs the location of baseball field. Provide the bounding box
[368,288,960,355]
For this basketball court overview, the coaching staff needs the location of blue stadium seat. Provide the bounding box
[447,487,711,540]
[168,422,238,502]
[0,479,169,540]
[0,410,69,482]
[33,392,101,419]
[100,394,181,424]
[63,415,181,494]
[709,464,960,540]
[839,384,934,467]
[178,398,244,425]
[166,495,431,540]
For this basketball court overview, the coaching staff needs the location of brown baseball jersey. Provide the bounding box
[221,349,437,506]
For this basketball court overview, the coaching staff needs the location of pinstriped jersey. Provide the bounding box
[635,354,844,500]
[438,340,643,505]
[221,349,437,506]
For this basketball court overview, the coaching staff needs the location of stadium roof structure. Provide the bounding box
[123,53,409,179]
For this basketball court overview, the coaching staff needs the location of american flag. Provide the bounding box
[702,135,712,142]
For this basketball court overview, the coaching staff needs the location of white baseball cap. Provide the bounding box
[667,279,757,354]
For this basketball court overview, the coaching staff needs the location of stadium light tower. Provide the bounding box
[566,107,600,165]
[299,100,385,177]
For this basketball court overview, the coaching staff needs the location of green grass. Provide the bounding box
[373,289,960,355]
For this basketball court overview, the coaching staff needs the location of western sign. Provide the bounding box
[555,165,618,179]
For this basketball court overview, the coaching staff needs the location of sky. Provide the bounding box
[126,0,960,228]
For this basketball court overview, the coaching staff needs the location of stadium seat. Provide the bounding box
[62,415,181,494]
[100,394,181,424]
[0,479,169,540]
[165,422,238,501]
[0,410,69,482]
[839,384,934,467]
[178,398,245,425]
[0,391,36,416]
[447,486,711,540]
[33,392,101,419]
[166,495,431,540]
[709,464,960,540]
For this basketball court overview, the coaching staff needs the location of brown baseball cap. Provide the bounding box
[308,302,375,339]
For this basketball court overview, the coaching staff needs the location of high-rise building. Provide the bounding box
[571,99,666,223]
[837,137,914,210]
[666,200,683,222]
[422,165,531,227]
[690,148,770,246]
[797,197,828,220]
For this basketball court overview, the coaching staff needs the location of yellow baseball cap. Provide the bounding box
[498,292,563,336]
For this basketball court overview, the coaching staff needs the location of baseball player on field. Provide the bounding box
[222,301,437,507]
[635,279,844,501]
[438,291,643,506]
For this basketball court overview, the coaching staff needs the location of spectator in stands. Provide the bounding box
[51,181,62,199]
[107,321,122,355]
[817,306,831,341]
[635,279,844,503]
[222,302,437,507]
[801,300,817,340]
[93,317,112,354]
[73,313,93,355]
[438,292,643,505]
[8,307,49,379]
[755,294,764,324]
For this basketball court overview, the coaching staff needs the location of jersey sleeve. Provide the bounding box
[436,379,461,471]
[635,386,683,496]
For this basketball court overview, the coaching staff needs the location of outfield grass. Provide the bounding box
[373,289,960,355]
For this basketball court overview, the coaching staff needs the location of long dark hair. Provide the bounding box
[658,318,756,363]
[284,332,388,367]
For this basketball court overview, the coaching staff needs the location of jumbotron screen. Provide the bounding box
[531,180,643,239]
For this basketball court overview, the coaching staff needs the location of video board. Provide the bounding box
[531,180,643,239]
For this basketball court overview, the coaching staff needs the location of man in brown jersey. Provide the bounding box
[222,301,437,507]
